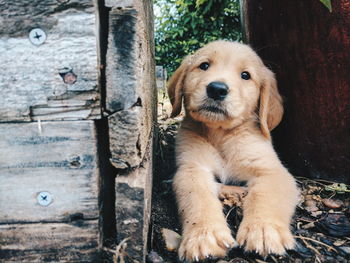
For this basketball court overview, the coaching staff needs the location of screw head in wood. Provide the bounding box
[37,191,52,206]
[29,28,47,46]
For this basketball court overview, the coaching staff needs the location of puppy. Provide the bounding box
[168,41,299,261]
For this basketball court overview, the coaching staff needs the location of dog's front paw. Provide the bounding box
[236,218,294,256]
[179,223,236,262]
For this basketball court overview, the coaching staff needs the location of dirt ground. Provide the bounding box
[148,90,350,263]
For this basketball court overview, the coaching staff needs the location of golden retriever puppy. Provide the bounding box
[168,40,299,261]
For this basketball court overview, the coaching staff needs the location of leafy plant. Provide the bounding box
[154,0,241,75]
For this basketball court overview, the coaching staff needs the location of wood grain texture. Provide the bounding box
[105,0,134,8]
[108,106,143,169]
[106,8,138,113]
[0,0,100,122]
[0,220,100,262]
[242,0,350,182]
[105,1,155,261]
[0,121,99,223]
[115,144,153,263]
[106,0,156,169]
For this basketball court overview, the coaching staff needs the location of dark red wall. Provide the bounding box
[243,0,350,182]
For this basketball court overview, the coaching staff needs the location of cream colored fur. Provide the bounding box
[168,41,299,261]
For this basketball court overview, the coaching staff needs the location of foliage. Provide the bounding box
[319,0,332,12]
[154,0,242,75]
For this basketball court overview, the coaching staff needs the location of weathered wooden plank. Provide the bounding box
[103,1,155,261]
[0,121,99,223]
[115,144,153,263]
[0,220,100,262]
[108,106,143,169]
[0,0,100,122]
[105,0,134,9]
[106,8,138,113]
[106,0,156,169]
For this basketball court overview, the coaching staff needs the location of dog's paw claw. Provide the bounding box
[178,223,235,262]
[237,218,294,256]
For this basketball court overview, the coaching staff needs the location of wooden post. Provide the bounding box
[104,0,156,261]
[241,0,350,183]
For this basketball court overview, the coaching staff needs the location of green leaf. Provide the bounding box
[195,0,206,7]
[319,0,332,12]
[325,183,350,194]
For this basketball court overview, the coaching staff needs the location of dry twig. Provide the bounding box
[103,237,131,263]
[297,235,321,256]
[294,235,337,253]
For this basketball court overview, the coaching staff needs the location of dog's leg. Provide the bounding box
[233,143,299,256]
[173,136,236,261]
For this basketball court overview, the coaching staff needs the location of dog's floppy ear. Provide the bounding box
[259,68,284,139]
[167,56,191,117]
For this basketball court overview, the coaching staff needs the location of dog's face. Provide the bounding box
[168,41,283,138]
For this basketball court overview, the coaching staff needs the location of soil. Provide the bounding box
[149,91,350,263]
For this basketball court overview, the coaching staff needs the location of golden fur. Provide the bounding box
[168,41,299,261]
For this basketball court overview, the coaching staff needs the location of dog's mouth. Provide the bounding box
[197,102,228,116]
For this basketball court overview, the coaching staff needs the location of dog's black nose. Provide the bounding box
[206,82,228,101]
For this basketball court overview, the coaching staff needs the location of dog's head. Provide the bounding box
[168,41,283,139]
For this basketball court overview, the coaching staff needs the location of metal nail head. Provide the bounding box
[37,191,53,206]
[29,28,47,46]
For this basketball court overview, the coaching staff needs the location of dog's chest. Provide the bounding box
[206,130,236,161]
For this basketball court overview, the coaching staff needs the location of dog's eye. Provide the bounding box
[241,71,251,80]
[199,62,210,71]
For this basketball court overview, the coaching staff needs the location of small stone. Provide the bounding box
[322,198,343,209]
[161,228,181,252]
[146,251,165,263]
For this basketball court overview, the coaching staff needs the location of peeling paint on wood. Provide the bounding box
[0,0,100,122]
